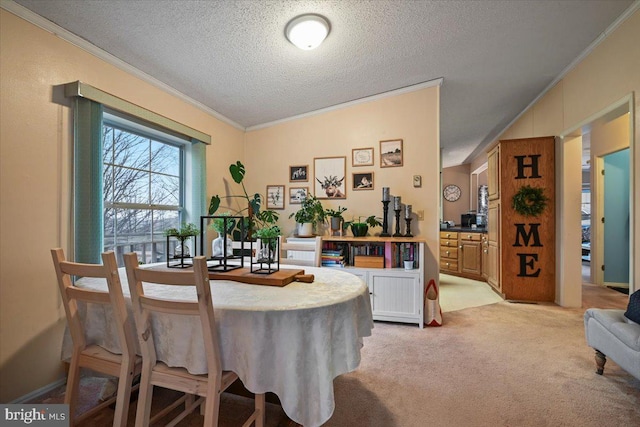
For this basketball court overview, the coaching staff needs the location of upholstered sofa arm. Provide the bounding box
[584,308,640,381]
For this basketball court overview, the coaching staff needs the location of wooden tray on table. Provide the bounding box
[208,267,312,287]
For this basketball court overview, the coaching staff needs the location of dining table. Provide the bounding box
[61,263,374,427]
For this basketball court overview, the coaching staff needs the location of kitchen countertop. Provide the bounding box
[440,226,486,233]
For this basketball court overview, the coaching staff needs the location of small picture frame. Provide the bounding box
[266,185,285,210]
[352,172,374,190]
[380,139,403,167]
[314,156,347,199]
[352,147,374,167]
[289,165,308,182]
[413,175,422,188]
[289,187,308,204]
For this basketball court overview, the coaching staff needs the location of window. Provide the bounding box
[102,115,185,264]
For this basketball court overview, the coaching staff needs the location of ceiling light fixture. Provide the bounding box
[285,14,330,50]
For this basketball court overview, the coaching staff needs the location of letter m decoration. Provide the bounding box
[513,223,542,247]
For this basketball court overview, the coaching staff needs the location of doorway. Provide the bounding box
[558,95,635,307]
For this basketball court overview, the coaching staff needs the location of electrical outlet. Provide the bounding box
[417,210,424,220]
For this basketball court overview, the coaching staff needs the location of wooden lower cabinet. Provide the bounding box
[440,231,486,281]
[460,240,481,275]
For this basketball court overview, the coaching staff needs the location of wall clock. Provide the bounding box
[443,184,461,202]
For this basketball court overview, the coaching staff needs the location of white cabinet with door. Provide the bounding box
[322,237,425,328]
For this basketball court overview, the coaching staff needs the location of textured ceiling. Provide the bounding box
[10,0,635,167]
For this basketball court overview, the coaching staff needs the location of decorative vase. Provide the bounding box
[298,222,314,237]
[350,223,368,237]
[212,234,233,258]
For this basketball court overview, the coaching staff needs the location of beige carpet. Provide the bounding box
[326,302,639,427]
[32,279,638,426]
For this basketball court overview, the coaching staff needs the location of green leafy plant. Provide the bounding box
[324,206,347,220]
[344,215,382,237]
[253,225,281,240]
[210,212,236,234]
[289,194,325,224]
[163,223,200,239]
[208,161,280,237]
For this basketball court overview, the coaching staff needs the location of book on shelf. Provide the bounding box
[321,239,418,269]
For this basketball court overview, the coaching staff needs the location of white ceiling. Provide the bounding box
[9,0,635,167]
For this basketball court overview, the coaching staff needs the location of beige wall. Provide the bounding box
[441,164,471,224]
[469,9,640,305]
[0,10,244,402]
[243,86,441,283]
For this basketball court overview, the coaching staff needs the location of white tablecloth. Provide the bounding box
[62,264,374,427]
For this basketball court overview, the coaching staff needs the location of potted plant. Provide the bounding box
[253,225,281,264]
[164,223,199,267]
[345,215,382,237]
[325,206,347,235]
[289,194,325,237]
[209,161,280,240]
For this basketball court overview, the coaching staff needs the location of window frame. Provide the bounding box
[102,113,188,264]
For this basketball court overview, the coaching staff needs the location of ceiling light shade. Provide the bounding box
[285,14,330,50]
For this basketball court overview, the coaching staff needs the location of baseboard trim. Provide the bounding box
[10,378,66,404]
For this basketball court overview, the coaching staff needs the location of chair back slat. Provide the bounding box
[58,260,109,279]
[133,267,199,286]
[66,286,112,305]
[280,236,322,267]
[140,296,199,316]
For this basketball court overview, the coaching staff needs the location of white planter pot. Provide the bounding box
[298,222,314,237]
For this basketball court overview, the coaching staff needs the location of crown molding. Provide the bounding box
[246,78,443,132]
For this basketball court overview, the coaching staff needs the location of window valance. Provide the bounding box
[64,81,211,145]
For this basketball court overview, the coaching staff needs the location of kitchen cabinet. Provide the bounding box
[439,230,486,281]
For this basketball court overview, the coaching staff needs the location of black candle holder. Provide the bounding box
[404,218,413,237]
[380,200,391,237]
[393,209,403,237]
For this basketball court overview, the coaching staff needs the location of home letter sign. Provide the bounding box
[500,137,555,301]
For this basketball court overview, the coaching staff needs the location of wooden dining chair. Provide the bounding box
[280,236,322,267]
[123,253,265,427]
[51,248,141,427]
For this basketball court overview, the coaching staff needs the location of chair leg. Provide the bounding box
[113,360,136,427]
[65,354,82,424]
[134,368,154,427]
[255,393,266,427]
[595,349,607,375]
[203,392,221,427]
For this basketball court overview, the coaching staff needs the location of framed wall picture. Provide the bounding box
[314,156,346,199]
[266,185,285,210]
[380,139,403,167]
[289,187,308,204]
[352,172,374,190]
[352,147,374,167]
[289,165,308,182]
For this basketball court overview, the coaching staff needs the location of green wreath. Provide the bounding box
[512,185,548,217]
